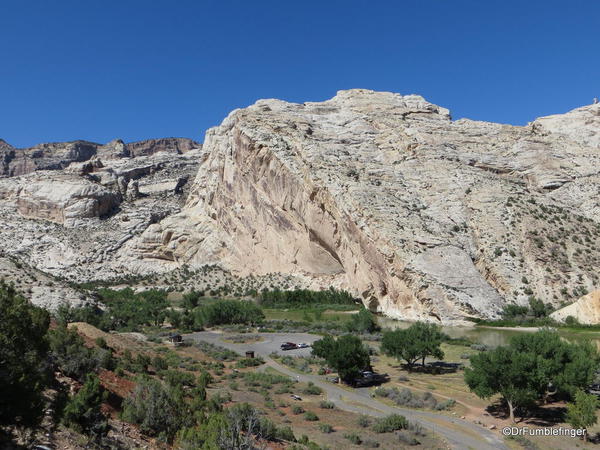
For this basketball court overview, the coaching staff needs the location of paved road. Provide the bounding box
[186,331,507,450]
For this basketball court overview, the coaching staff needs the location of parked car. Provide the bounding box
[351,371,389,387]
[326,376,340,383]
[297,342,310,348]
[290,394,302,401]
[280,342,297,351]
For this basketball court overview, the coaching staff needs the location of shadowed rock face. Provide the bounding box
[0,138,201,177]
[132,89,600,322]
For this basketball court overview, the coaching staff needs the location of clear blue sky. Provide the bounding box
[1,1,598,148]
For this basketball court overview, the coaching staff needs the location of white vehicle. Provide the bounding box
[297,342,310,348]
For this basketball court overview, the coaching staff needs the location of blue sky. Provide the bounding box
[1,1,598,148]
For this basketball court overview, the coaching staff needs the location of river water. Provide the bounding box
[377,317,600,349]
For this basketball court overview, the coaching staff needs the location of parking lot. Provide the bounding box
[186,331,321,357]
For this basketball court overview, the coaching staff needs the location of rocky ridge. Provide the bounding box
[1,91,599,322]
[129,90,600,322]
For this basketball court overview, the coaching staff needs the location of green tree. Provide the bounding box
[0,281,50,426]
[566,389,598,442]
[182,290,203,310]
[381,322,444,371]
[345,308,380,333]
[466,330,600,422]
[528,297,552,318]
[501,304,529,319]
[311,334,336,359]
[509,330,598,396]
[465,346,541,422]
[194,300,264,328]
[62,373,108,438]
[311,335,370,383]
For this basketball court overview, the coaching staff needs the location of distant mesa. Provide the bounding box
[0,137,201,177]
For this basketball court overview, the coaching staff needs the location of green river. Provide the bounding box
[377,317,600,349]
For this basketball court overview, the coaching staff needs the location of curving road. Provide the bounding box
[186,331,507,450]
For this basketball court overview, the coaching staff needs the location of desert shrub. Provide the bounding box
[397,431,420,446]
[291,405,305,415]
[152,355,168,371]
[302,382,323,395]
[344,432,362,444]
[362,438,380,448]
[470,343,488,352]
[372,414,408,433]
[243,372,291,389]
[304,411,319,421]
[276,425,296,441]
[319,400,335,409]
[195,341,239,361]
[121,377,189,440]
[373,387,442,409]
[435,399,456,410]
[319,423,334,433]
[235,357,264,368]
[162,370,195,387]
[49,325,112,380]
[357,415,371,427]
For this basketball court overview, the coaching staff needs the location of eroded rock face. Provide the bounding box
[0,144,203,291]
[0,140,99,177]
[6,173,120,227]
[551,291,600,324]
[2,90,599,322]
[0,138,200,177]
[125,138,198,157]
[133,90,600,322]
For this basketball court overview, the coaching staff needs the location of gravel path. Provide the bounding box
[186,331,507,449]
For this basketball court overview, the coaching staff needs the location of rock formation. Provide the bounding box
[551,291,600,324]
[130,90,600,322]
[0,137,200,177]
[1,90,599,322]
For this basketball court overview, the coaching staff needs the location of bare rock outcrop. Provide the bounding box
[132,90,600,322]
[551,291,600,324]
[125,138,199,157]
[0,137,201,177]
[1,91,599,322]
[12,173,121,227]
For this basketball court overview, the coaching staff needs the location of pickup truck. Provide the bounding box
[280,342,297,351]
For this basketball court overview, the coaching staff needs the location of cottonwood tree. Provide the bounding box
[566,389,598,442]
[465,329,599,422]
[381,322,444,371]
[465,346,539,422]
[509,330,598,397]
[312,334,371,383]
